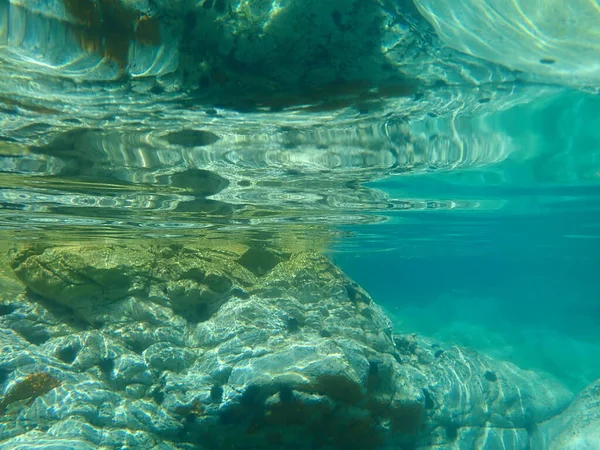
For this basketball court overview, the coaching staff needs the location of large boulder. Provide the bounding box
[533,378,600,450]
[1,244,573,449]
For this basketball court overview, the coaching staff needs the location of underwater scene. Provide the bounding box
[1,0,599,449]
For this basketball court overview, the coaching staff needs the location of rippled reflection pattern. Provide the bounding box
[414,0,600,88]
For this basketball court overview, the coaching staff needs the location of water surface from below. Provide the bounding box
[1,1,600,448]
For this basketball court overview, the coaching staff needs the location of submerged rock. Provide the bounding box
[405,335,572,449]
[1,244,573,449]
[533,378,600,450]
[8,245,155,308]
[8,244,255,326]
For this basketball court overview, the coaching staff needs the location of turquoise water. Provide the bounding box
[1,1,600,449]
[335,89,600,394]
[336,224,600,393]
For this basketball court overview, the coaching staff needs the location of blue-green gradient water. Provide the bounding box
[334,90,600,393]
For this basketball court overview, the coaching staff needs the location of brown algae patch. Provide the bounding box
[0,372,61,415]
[63,0,161,70]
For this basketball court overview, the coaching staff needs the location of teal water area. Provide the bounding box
[334,89,600,394]
[335,238,600,393]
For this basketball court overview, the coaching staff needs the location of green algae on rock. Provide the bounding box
[8,244,256,325]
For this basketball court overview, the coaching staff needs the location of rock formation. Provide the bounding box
[534,378,600,450]
[0,244,573,449]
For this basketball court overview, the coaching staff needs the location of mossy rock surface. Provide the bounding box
[9,245,155,308]
[8,244,254,319]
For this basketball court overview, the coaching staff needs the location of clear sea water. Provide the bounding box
[333,90,600,394]
[1,0,600,448]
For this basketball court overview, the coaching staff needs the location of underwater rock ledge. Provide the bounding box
[533,377,600,450]
[1,244,573,449]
